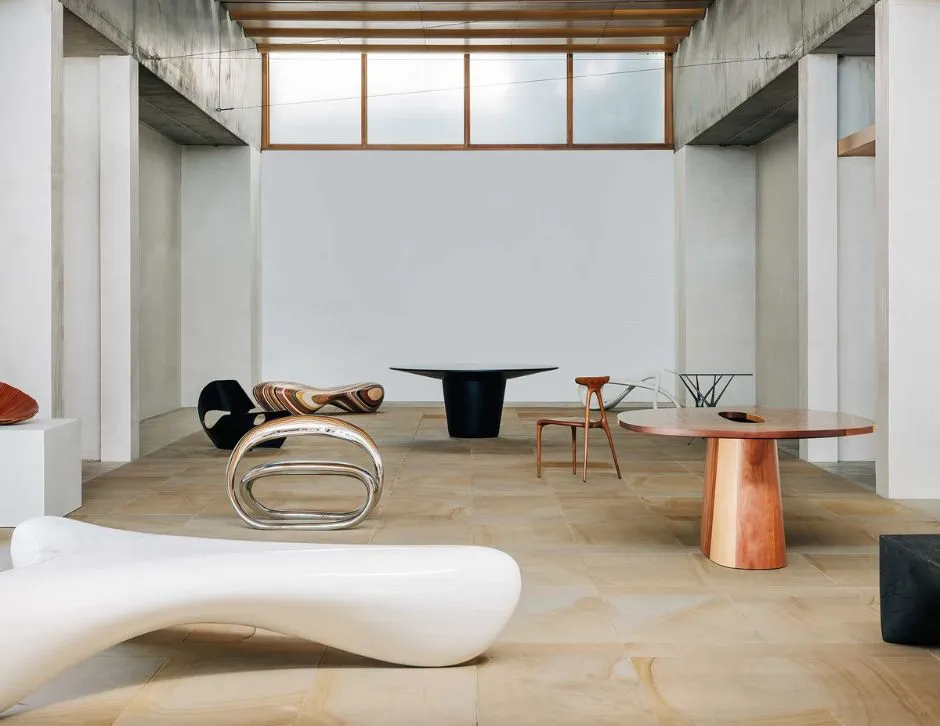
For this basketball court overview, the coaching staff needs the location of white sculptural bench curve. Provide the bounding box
[0,517,522,715]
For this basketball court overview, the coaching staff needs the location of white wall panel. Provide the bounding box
[261,151,675,402]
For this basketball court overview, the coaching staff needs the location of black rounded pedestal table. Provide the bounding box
[390,366,558,438]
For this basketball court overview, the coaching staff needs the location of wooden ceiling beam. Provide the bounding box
[230,8,706,22]
[258,42,678,53]
[224,0,710,6]
[245,25,691,38]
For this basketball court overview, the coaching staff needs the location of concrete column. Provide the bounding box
[63,58,102,460]
[675,146,756,406]
[838,57,876,138]
[0,0,64,416]
[837,56,877,463]
[181,147,262,406]
[875,0,940,498]
[99,57,140,462]
[798,54,840,463]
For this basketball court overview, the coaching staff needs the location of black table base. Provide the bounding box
[390,365,557,439]
[442,374,507,438]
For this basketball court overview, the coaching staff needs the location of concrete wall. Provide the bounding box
[674,146,756,405]
[181,147,262,405]
[261,151,676,403]
[755,125,800,408]
[138,125,182,420]
[60,0,260,147]
[675,0,875,147]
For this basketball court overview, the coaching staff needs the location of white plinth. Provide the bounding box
[0,419,81,527]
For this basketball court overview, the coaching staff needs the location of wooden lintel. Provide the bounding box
[837,124,876,158]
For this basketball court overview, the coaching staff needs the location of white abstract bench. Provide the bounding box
[0,517,522,714]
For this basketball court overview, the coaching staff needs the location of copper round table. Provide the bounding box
[618,408,875,570]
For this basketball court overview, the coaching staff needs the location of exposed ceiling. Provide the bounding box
[691,8,875,146]
[223,0,714,54]
[63,9,245,146]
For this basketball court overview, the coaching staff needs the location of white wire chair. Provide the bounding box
[578,371,681,411]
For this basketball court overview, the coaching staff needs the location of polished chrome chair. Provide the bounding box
[254,380,385,415]
[226,415,383,530]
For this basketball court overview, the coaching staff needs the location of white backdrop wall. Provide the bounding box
[261,151,675,402]
[674,145,756,406]
[138,124,182,420]
[180,146,261,406]
[755,125,800,409]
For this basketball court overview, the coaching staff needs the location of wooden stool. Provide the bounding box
[536,376,622,482]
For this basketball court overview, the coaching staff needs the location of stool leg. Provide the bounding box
[582,426,590,482]
[570,428,577,475]
[536,423,544,477]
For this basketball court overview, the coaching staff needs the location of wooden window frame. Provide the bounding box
[262,51,674,151]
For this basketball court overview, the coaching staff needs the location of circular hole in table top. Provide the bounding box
[719,411,766,424]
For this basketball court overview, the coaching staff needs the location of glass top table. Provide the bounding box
[669,371,754,408]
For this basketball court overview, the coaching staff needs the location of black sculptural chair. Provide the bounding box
[197,380,290,450]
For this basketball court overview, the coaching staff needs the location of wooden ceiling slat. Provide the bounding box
[244,25,692,38]
[231,0,710,52]
[257,42,677,53]
[226,1,711,8]
[230,8,705,21]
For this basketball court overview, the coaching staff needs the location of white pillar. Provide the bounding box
[875,0,940,498]
[798,54,839,462]
[675,146,756,406]
[838,57,876,138]
[63,58,102,460]
[0,0,64,416]
[99,57,140,462]
[181,147,262,406]
[836,56,877,463]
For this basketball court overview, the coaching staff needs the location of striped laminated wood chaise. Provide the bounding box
[254,380,385,415]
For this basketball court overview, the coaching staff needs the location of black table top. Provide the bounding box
[882,535,940,566]
[391,365,558,381]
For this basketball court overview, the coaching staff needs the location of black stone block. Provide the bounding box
[880,534,940,645]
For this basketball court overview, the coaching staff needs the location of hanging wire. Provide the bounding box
[218,53,794,113]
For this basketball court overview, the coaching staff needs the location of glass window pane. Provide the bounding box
[573,54,665,144]
[367,54,464,145]
[470,54,566,145]
[269,53,361,144]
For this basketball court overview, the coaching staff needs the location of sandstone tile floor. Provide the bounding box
[2,405,940,724]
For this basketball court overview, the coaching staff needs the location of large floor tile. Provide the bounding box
[112,655,318,726]
[477,645,656,726]
[296,650,476,726]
